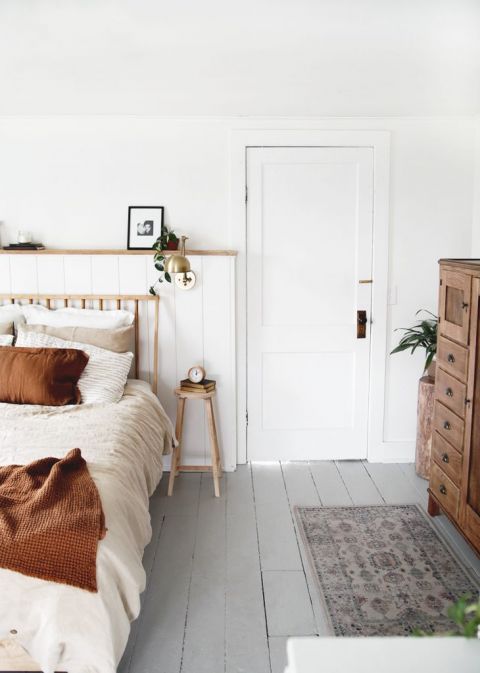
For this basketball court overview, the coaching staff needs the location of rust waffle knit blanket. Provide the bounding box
[0,448,106,592]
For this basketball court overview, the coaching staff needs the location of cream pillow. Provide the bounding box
[23,305,134,329]
[0,322,13,335]
[20,323,136,377]
[0,335,14,346]
[16,330,134,404]
[0,305,25,330]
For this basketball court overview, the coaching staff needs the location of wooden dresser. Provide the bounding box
[428,259,480,554]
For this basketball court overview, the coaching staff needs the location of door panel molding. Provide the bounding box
[230,129,391,464]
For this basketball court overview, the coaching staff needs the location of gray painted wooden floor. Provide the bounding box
[118,462,480,673]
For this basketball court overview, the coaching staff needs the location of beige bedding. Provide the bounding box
[0,380,174,673]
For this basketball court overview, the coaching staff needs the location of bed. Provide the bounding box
[0,294,174,673]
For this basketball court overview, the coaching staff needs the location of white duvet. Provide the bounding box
[0,380,174,673]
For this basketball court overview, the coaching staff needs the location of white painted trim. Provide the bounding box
[230,129,391,464]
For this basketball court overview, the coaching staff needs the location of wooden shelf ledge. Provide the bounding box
[0,249,237,256]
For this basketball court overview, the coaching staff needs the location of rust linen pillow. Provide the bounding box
[0,346,89,405]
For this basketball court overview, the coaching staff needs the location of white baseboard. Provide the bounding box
[367,440,415,464]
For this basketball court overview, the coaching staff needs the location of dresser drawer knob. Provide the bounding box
[462,302,469,309]
[447,353,455,363]
[443,421,451,430]
[442,453,449,463]
[439,484,447,495]
[445,387,453,397]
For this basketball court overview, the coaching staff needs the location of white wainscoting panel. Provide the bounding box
[3,252,237,471]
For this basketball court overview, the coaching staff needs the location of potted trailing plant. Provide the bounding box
[391,309,438,378]
[391,310,438,479]
[155,224,179,251]
[148,225,179,294]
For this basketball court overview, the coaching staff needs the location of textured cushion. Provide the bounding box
[23,305,134,329]
[0,322,13,335]
[16,330,134,404]
[20,323,136,376]
[0,346,88,405]
[0,335,14,346]
[0,305,25,330]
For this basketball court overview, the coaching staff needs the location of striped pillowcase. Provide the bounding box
[15,330,133,404]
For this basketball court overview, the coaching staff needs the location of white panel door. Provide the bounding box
[247,147,373,460]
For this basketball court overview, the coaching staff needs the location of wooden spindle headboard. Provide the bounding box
[0,294,160,394]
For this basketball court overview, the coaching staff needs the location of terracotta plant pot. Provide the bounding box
[425,359,436,380]
[415,360,436,479]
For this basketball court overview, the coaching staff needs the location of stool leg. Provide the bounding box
[167,445,177,496]
[205,397,222,497]
[175,397,186,474]
[168,397,186,496]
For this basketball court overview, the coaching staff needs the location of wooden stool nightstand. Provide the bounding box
[168,387,223,497]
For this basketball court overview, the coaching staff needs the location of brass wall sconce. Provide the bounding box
[164,235,196,290]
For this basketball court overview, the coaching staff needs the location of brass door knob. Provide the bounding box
[439,484,447,495]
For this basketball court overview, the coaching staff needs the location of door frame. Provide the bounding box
[230,129,391,464]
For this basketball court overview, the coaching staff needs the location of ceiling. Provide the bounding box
[0,0,479,116]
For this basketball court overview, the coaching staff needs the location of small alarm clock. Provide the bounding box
[188,365,206,383]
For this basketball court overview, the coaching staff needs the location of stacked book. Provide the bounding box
[3,243,45,250]
[180,378,216,393]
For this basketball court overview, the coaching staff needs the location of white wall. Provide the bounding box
[0,0,479,116]
[0,115,476,461]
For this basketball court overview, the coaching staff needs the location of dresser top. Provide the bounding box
[439,258,480,271]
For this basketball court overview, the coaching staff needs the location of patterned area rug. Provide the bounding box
[295,504,479,636]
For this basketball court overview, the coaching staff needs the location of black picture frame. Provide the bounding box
[127,206,164,250]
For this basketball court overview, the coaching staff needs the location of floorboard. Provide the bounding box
[252,464,302,571]
[181,475,227,673]
[335,461,384,505]
[262,571,316,637]
[122,462,480,673]
[267,637,289,673]
[225,466,270,673]
[309,461,352,506]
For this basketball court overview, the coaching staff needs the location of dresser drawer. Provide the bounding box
[431,432,463,486]
[430,463,460,520]
[437,337,468,382]
[433,401,464,452]
[435,367,467,418]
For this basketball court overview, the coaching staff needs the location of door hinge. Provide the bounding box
[245,185,248,203]
[246,410,249,426]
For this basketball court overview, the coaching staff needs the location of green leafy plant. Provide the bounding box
[149,225,179,294]
[414,595,480,638]
[154,224,179,252]
[390,309,438,374]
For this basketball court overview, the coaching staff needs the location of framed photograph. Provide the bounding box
[127,206,164,250]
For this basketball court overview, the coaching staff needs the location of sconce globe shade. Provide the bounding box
[164,254,191,275]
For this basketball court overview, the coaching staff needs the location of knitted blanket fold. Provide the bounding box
[0,448,106,592]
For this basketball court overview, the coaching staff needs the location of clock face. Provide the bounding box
[188,365,205,383]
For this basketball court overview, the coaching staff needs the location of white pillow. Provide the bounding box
[0,304,25,330]
[0,335,13,346]
[23,305,134,329]
[16,329,134,404]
